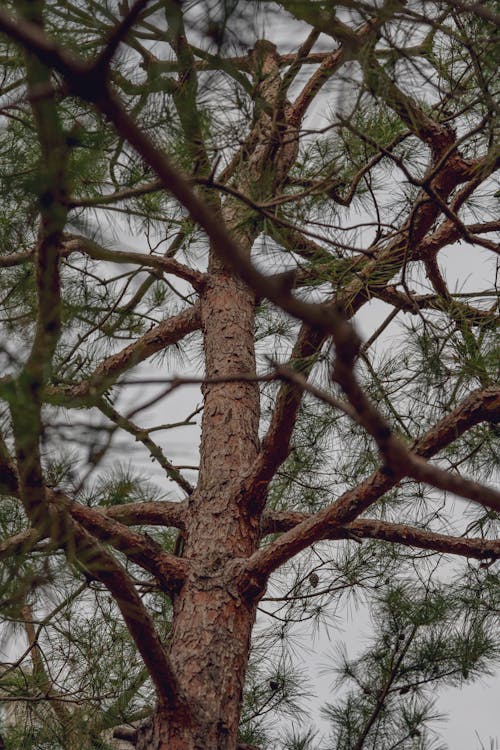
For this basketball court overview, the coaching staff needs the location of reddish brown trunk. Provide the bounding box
[135,44,295,748]
[137,241,261,748]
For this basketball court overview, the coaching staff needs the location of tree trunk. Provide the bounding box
[136,238,261,749]
[135,41,296,748]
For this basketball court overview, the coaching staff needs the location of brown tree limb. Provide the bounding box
[369,285,496,326]
[361,56,454,153]
[0,502,187,589]
[280,28,320,95]
[0,444,187,591]
[261,511,500,561]
[289,20,380,128]
[0,250,33,267]
[266,222,338,265]
[415,216,500,260]
[65,499,187,592]
[241,387,500,584]
[129,38,436,76]
[104,500,187,529]
[5,421,187,710]
[243,325,326,511]
[62,234,206,290]
[69,521,188,715]
[47,303,201,406]
[0,528,43,561]
[67,179,163,208]
[332,340,500,513]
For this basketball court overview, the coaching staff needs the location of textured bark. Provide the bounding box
[137,256,261,748]
[136,159,270,748]
[135,43,299,746]
[136,44,306,748]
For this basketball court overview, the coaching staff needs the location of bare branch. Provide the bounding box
[369,285,496,326]
[0,528,42,561]
[243,325,325,510]
[67,178,162,207]
[97,399,195,496]
[93,0,152,75]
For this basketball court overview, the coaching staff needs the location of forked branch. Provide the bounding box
[243,387,499,582]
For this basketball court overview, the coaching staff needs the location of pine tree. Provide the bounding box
[0,1,499,748]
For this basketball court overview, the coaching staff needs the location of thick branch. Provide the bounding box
[362,56,454,152]
[1,440,186,712]
[104,500,187,529]
[243,325,325,510]
[0,250,33,267]
[242,387,500,584]
[70,521,187,714]
[66,499,188,592]
[0,448,187,590]
[262,511,500,561]
[331,334,500,514]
